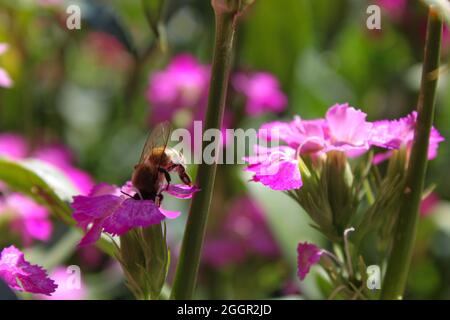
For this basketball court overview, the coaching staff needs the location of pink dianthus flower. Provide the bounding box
[0,245,57,295]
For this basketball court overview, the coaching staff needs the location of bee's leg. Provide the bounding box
[174,164,192,186]
[166,163,191,185]
[158,167,171,189]
[120,191,133,198]
[155,193,164,207]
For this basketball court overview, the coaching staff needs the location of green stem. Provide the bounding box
[381,9,442,300]
[170,5,238,300]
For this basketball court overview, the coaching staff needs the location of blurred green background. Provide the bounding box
[0,0,449,299]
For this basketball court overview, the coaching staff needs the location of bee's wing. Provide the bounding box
[138,121,172,165]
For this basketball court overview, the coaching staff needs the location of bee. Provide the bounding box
[131,122,192,205]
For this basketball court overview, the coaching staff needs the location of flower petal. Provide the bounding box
[326,103,372,149]
[165,184,200,199]
[103,198,165,235]
[297,242,323,281]
[0,246,57,295]
[0,68,12,88]
[245,146,302,191]
[159,208,181,219]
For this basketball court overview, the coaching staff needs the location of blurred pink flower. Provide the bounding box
[146,54,210,124]
[202,240,246,268]
[377,0,407,20]
[0,193,52,246]
[420,192,440,217]
[37,0,62,6]
[84,32,132,69]
[0,43,13,88]
[203,196,280,268]
[297,242,323,281]
[233,72,287,116]
[225,197,280,258]
[33,145,94,195]
[37,266,87,300]
[72,182,199,246]
[32,144,73,168]
[0,133,27,159]
[443,25,450,52]
[281,280,301,296]
[0,133,94,195]
[146,54,287,128]
[77,246,105,268]
[371,111,444,164]
[0,245,57,295]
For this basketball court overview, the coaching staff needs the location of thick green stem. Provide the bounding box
[170,7,237,299]
[381,9,442,300]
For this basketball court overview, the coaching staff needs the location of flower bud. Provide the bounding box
[118,223,169,299]
[323,151,356,234]
[293,152,357,242]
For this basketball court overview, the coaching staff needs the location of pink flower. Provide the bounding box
[259,117,327,153]
[246,103,374,191]
[0,245,57,295]
[224,197,280,258]
[245,145,302,191]
[77,246,105,268]
[371,111,444,164]
[325,103,373,155]
[37,266,87,300]
[0,193,52,246]
[0,134,94,195]
[146,54,210,124]
[377,0,407,20]
[83,32,132,70]
[233,72,287,116]
[203,196,280,268]
[32,144,95,195]
[257,103,373,158]
[0,43,13,88]
[202,240,246,268]
[420,192,440,217]
[72,182,199,246]
[32,144,73,168]
[37,0,62,6]
[297,242,323,281]
[0,133,27,159]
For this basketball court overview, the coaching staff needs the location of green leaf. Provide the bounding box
[0,158,73,224]
[0,158,117,257]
